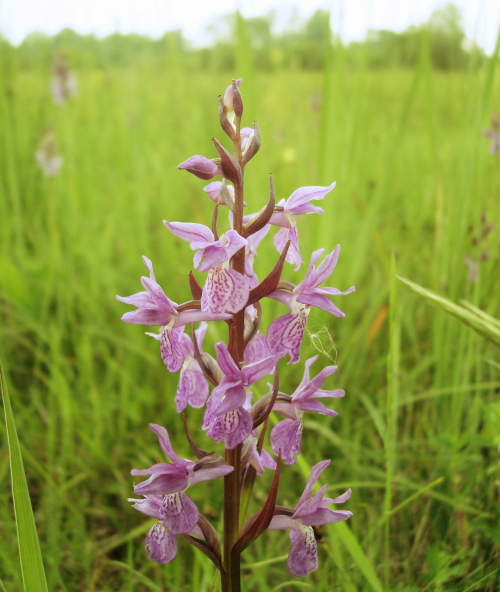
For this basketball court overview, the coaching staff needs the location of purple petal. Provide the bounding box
[316,245,340,284]
[268,211,290,228]
[145,522,178,563]
[116,291,154,308]
[267,308,310,364]
[295,356,318,392]
[267,515,295,530]
[201,266,249,315]
[293,365,338,401]
[203,181,222,202]
[241,354,279,387]
[296,292,346,317]
[297,399,338,416]
[260,449,277,470]
[314,388,345,398]
[149,424,182,463]
[294,484,329,518]
[266,289,295,309]
[296,249,325,292]
[160,492,199,535]
[175,364,209,412]
[215,342,241,377]
[211,380,247,415]
[274,227,303,271]
[178,155,221,180]
[190,464,234,485]
[332,488,352,504]
[120,308,173,326]
[160,326,186,372]
[134,472,190,496]
[142,255,156,281]
[197,244,231,272]
[244,331,271,364]
[128,496,162,519]
[316,286,356,296]
[204,403,253,449]
[287,527,318,577]
[270,419,303,465]
[285,183,335,214]
[164,220,214,244]
[296,460,330,508]
[222,230,248,259]
[175,309,232,326]
[301,508,352,526]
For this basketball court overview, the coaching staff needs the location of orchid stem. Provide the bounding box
[223,109,245,592]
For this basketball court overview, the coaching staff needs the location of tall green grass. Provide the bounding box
[1,25,500,591]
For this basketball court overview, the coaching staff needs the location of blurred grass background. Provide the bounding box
[0,5,499,591]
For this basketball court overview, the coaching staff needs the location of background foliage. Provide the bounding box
[0,3,499,591]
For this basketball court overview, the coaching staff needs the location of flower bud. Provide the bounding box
[178,155,222,180]
[223,78,243,125]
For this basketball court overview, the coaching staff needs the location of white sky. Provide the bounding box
[1,0,499,54]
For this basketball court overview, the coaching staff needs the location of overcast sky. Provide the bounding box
[1,0,499,54]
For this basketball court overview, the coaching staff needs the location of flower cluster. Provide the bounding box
[119,79,354,586]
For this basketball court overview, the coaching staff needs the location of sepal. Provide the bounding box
[188,272,203,300]
[247,241,290,306]
[182,514,224,572]
[243,173,275,238]
[212,137,242,185]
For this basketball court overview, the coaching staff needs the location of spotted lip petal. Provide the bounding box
[287,527,318,577]
[270,418,303,465]
[145,522,178,564]
[203,397,254,449]
[267,308,310,364]
[201,265,250,316]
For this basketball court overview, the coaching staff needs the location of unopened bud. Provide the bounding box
[178,155,222,180]
[223,78,243,125]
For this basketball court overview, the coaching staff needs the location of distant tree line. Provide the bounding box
[1,3,485,72]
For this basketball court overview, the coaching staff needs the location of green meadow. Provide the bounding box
[1,24,500,592]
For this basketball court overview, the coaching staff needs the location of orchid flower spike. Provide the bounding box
[267,246,355,363]
[267,460,352,577]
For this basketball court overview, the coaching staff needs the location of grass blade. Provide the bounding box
[0,360,49,592]
[398,276,500,347]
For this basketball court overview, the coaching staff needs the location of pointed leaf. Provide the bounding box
[189,272,203,301]
[247,241,290,306]
[182,533,224,573]
[243,173,275,238]
[212,137,242,185]
[232,452,281,555]
[1,360,49,592]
